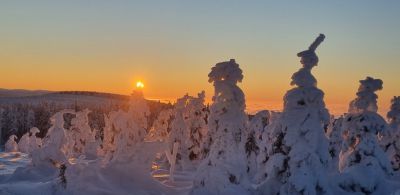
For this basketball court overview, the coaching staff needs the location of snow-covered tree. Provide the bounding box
[338,77,393,194]
[326,116,344,172]
[28,127,42,154]
[261,34,332,195]
[101,89,150,163]
[185,91,208,161]
[32,110,70,166]
[18,127,42,154]
[128,89,150,132]
[254,111,280,183]
[63,109,97,159]
[167,94,190,169]
[192,59,250,195]
[382,96,400,171]
[245,110,270,181]
[18,131,30,153]
[147,108,174,141]
[5,134,18,152]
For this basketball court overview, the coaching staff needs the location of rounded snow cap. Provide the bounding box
[350,77,383,113]
[297,34,325,69]
[358,76,383,92]
[29,127,40,135]
[387,96,400,121]
[208,59,243,84]
[9,135,17,141]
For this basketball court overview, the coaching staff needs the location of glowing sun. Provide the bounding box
[136,81,144,89]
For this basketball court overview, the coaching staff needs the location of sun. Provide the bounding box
[136,81,144,89]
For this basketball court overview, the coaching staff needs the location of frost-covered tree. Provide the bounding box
[254,111,280,183]
[185,91,208,161]
[128,89,150,132]
[64,109,97,159]
[192,59,250,195]
[32,110,70,166]
[28,127,42,154]
[245,110,270,181]
[148,108,174,141]
[5,134,18,152]
[261,34,332,195]
[101,89,149,163]
[326,116,344,172]
[166,94,190,167]
[338,77,393,194]
[18,127,42,154]
[382,96,400,171]
[18,131,30,153]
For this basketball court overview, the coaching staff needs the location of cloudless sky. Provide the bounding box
[1,1,399,115]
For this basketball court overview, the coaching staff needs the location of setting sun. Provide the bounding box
[136,81,144,89]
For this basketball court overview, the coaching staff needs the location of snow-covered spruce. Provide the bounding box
[18,127,42,154]
[147,108,174,141]
[382,96,400,171]
[245,110,270,181]
[31,110,71,167]
[326,116,344,172]
[260,34,332,195]
[338,77,393,194]
[254,111,281,184]
[5,134,18,152]
[166,94,191,169]
[185,91,208,161]
[191,59,250,195]
[63,109,97,159]
[100,89,149,163]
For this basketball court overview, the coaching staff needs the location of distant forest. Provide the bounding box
[0,91,172,145]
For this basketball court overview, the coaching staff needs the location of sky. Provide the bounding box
[0,1,399,115]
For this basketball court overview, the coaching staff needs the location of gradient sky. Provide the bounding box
[1,1,399,115]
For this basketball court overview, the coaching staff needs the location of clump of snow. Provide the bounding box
[192,59,251,195]
[261,34,332,195]
[338,77,393,194]
[5,135,18,152]
[290,34,325,88]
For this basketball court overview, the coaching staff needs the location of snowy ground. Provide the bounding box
[0,141,192,195]
[0,152,31,176]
